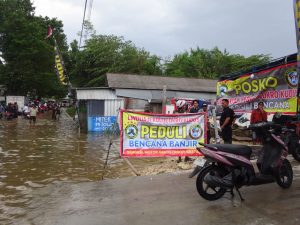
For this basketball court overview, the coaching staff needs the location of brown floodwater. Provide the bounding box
[0,112,163,224]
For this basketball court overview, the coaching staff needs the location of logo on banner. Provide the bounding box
[219,84,228,96]
[189,125,203,139]
[125,124,138,139]
[285,69,298,87]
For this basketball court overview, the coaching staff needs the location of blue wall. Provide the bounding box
[88,116,117,132]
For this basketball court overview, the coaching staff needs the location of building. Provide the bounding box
[106,73,217,113]
[76,87,124,132]
[76,74,217,132]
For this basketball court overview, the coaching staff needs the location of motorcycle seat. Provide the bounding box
[205,144,252,159]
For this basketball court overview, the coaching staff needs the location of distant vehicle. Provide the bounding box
[39,104,47,113]
[61,99,70,107]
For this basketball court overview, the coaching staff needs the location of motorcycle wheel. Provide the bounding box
[196,165,228,201]
[276,159,293,189]
[291,144,300,162]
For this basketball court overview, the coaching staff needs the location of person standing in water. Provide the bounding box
[29,105,38,124]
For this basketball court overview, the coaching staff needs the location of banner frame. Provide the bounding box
[120,110,207,158]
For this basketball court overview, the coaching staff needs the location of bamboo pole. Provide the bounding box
[123,158,140,176]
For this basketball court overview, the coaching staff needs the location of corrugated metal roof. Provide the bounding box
[115,89,215,101]
[106,73,217,93]
[76,89,118,100]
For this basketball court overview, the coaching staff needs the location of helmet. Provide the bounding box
[176,100,186,109]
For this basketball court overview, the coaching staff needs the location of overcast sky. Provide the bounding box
[33,0,297,59]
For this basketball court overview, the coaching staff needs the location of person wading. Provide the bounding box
[29,105,38,124]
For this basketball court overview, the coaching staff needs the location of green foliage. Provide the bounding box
[66,106,76,118]
[0,0,68,98]
[68,35,162,87]
[164,47,271,79]
[0,1,273,95]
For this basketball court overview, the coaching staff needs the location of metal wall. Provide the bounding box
[77,89,118,100]
[104,99,124,116]
[86,99,124,117]
[125,98,148,111]
[85,99,124,132]
[87,100,105,116]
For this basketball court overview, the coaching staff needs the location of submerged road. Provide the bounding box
[17,167,300,225]
[0,112,171,224]
[1,111,300,224]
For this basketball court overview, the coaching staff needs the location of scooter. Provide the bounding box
[272,113,300,162]
[194,122,293,201]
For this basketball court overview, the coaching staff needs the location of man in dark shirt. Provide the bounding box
[220,99,234,144]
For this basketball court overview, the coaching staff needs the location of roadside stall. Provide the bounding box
[216,53,298,127]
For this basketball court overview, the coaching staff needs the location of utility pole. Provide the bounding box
[162,85,167,113]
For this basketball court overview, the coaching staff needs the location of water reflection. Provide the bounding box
[0,112,158,224]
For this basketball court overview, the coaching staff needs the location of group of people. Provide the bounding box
[0,101,63,124]
[174,99,209,114]
[173,98,267,145]
[219,100,267,145]
[211,99,267,145]
[51,104,61,120]
[0,102,19,120]
[174,99,210,162]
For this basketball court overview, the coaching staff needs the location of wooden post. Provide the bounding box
[123,158,140,176]
[162,85,167,113]
[212,107,221,144]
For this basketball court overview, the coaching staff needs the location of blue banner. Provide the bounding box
[88,116,117,132]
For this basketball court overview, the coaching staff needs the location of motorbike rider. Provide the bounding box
[23,104,30,118]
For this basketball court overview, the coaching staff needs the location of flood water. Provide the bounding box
[0,112,161,224]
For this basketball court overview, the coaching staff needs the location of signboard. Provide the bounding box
[54,39,68,86]
[294,0,300,115]
[216,62,297,114]
[120,111,206,157]
[88,116,116,132]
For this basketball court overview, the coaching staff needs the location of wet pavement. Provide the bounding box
[13,169,300,225]
[1,111,300,224]
[0,111,168,224]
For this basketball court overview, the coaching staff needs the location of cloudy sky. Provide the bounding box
[33,0,297,59]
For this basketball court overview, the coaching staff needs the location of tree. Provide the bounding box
[68,34,162,87]
[0,0,68,98]
[164,47,271,79]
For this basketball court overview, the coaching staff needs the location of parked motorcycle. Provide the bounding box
[194,122,293,201]
[272,113,300,162]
